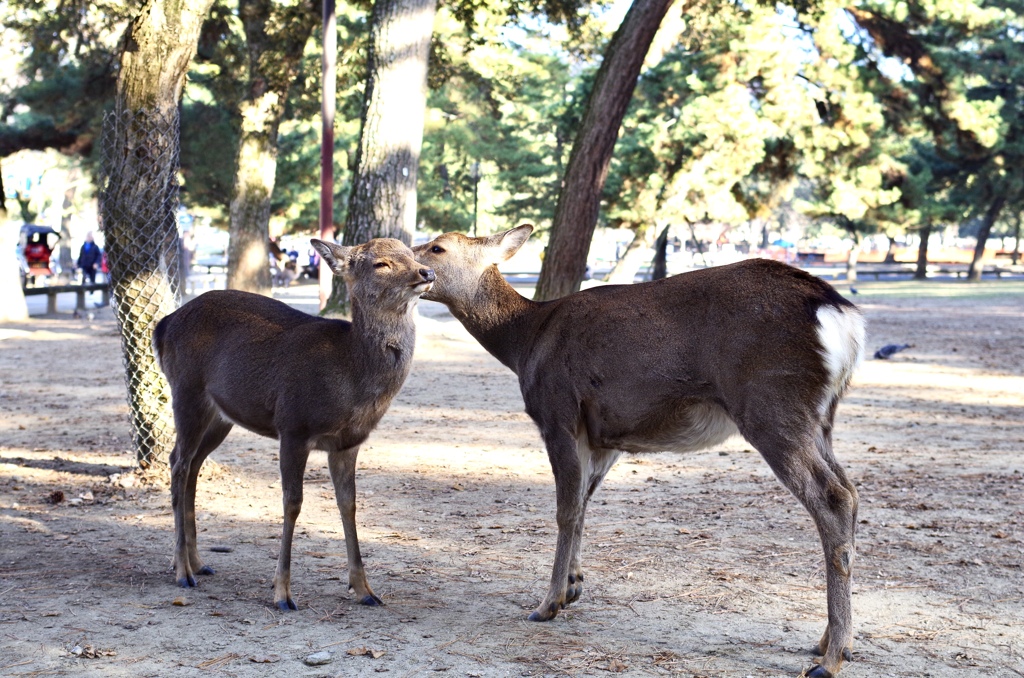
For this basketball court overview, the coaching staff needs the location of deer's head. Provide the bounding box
[312,237,435,311]
[412,224,532,305]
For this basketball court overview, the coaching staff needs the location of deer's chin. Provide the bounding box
[412,281,433,295]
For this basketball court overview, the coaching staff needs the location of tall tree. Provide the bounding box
[599,1,804,281]
[417,22,581,235]
[792,3,908,282]
[533,0,680,301]
[226,0,317,294]
[849,0,1024,282]
[0,189,29,322]
[323,0,438,315]
[0,1,139,163]
[101,0,214,466]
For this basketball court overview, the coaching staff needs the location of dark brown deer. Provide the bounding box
[414,225,864,678]
[154,238,434,611]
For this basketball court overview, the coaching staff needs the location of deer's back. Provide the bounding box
[155,290,408,445]
[517,259,858,448]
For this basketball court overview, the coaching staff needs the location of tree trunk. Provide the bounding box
[227,99,277,294]
[227,0,315,295]
[318,0,338,310]
[0,199,29,322]
[323,0,437,316]
[650,223,670,280]
[1012,212,1021,266]
[846,239,859,283]
[57,171,78,282]
[759,219,769,249]
[101,0,214,467]
[533,0,679,301]
[883,233,897,264]
[968,195,1006,282]
[605,224,656,284]
[914,222,932,280]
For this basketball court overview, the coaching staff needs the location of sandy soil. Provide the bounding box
[1,280,1022,678]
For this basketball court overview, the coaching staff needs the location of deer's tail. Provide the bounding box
[814,304,865,418]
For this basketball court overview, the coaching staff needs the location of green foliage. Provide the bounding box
[0,1,140,165]
[849,0,1024,239]
[417,11,585,233]
[179,101,238,217]
[179,1,365,232]
[606,2,811,233]
[6,0,1024,256]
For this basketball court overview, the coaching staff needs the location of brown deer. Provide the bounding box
[154,238,434,611]
[414,225,864,678]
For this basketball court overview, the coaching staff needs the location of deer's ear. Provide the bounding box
[485,224,533,262]
[311,239,353,276]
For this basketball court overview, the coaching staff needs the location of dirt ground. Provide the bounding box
[1,279,1022,678]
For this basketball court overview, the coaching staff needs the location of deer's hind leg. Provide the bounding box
[739,416,857,678]
[184,419,233,577]
[565,437,620,606]
[529,424,614,621]
[170,400,223,588]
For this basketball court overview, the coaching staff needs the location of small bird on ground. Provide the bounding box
[874,343,911,360]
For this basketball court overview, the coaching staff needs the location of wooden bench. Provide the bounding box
[856,265,916,280]
[818,264,1024,280]
[925,264,1023,279]
[23,283,111,314]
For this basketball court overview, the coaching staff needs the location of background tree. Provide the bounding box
[226,0,318,294]
[1,1,141,276]
[417,19,581,235]
[792,3,906,281]
[0,192,29,322]
[322,0,439,315]
[850,0,1023,281]
[599,2,804,281]
[0,1,139,161]
[534,0,681,300]
[163,1,366,237]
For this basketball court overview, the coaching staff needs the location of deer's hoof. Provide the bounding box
[566,574,584,605]
[359,594,383,607]
[804,665,833,678]
[177,574,197,588]
[527,602,560,622]
[197,565,216,576]
[276,598,298,611]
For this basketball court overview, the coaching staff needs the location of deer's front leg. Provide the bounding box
[273,436,310,611]
[529,431,584,621]
[328,445,382,606]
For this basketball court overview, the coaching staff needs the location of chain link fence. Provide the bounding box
[99,108,182,468]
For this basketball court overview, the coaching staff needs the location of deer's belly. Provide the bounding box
[596,401,739,454]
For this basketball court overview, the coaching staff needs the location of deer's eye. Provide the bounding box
[373,261,389,269]
[430,245,445,254]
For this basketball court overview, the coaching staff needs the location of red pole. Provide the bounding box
[319,0,337,310]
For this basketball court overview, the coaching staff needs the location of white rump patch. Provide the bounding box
[815,305,866,417]
[153,338,163,373]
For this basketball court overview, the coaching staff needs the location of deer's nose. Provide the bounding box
[420,268,436,282]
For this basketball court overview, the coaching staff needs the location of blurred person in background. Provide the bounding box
[77,231,102,284]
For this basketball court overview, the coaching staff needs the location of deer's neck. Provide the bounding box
[350,299,418,374]
[449,267,542,372]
